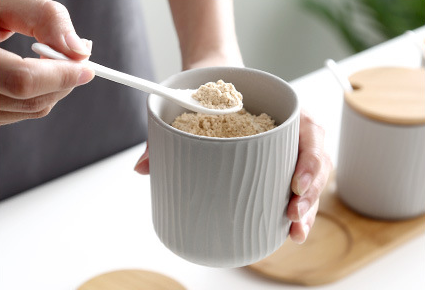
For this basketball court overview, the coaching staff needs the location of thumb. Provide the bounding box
[0,0,91,60]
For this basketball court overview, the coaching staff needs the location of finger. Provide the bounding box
[134,144,150,175]
[289,199,319,244]
[0,121,15,126]
[291,110,326,196]
[0,89,72,113]
[38,39,92,60]
[0,48,94,99]
[0,0,91,59]
[287,158,331,222]
[0,104,56,124]
[0,28,15,42]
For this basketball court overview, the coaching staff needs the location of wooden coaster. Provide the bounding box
[246,172,425,286]
[77,269,186,290]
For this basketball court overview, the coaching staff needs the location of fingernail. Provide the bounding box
[77,68,94,86]
[134,155,149,175]
[135,153,148,168]
[297,199,310,221]
[293,224,310,244]
[65,32,91,56]
[82,39,93,52]
[301,224,310,243]
[296,173,312,196]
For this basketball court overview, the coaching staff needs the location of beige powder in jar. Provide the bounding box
[192,80,243,110]
[171,109,277,138]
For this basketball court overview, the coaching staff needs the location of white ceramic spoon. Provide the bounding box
[324,59,354,93]
[31,43,242,115]
[404,30,425,67]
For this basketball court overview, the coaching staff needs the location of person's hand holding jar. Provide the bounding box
[134,0,332,245]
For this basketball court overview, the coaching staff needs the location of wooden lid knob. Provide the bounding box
[344,67,425,125]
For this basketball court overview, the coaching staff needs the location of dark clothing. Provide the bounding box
[0,0,154,200]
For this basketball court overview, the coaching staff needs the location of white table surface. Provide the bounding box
[1,27,424,290]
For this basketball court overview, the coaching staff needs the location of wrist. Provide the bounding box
[182,45,244,70]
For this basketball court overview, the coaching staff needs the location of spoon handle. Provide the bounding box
[405,30,425,67]
[324,59,353,93]
[88,61,167,94]
[31,43,172,97]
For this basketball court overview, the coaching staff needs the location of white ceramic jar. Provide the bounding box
[148,67,300,267]
[337,67,425,220]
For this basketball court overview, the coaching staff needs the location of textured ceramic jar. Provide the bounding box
[337,67,425,220]
[147,67,300,267]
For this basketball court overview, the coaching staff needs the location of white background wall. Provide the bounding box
[140,0,353,82]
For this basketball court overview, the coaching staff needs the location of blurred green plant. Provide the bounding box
[301,0,425,52]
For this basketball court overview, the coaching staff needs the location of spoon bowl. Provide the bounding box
[31,43,242,115]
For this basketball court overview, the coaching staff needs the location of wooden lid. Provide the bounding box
[345,67,425,125]
[77,269,186,290]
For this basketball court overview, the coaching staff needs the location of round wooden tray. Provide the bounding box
[77,269,186,290]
